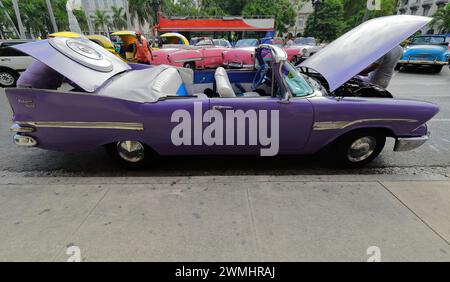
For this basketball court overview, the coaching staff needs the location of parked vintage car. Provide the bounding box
[151,39,229,69]
[397,35,449,73]
[160,32,190,46]
[222,39,261,68]
[6,15,438,169]
[0,40,35,87]
[86,34,121,58]
[285,37,323,64]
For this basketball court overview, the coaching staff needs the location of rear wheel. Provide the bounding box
[334,130,386,168]
[0,69,18,88]
[105,141,156,169]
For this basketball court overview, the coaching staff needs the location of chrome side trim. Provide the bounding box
[394,133,430,152]
[15,121,144,131]
[313,119,418,131]
[10,124,35,133]
[173,57,202,63]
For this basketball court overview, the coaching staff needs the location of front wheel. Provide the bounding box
[0,69,18,88]
[334,130,386,168]
[183,62,195,69]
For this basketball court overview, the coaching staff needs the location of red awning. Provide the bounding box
[158,17,275,32]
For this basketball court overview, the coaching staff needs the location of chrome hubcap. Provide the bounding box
[347,136,376,162]
[117,141,145,163]
[0,72,14,86]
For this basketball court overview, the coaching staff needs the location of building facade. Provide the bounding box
[289,0,314,36]
[74,0,151,35]
[397,0,449,33]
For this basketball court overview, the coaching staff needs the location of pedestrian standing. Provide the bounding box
[134,31,152,65]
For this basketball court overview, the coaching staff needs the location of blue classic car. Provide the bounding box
[397,35,449,73]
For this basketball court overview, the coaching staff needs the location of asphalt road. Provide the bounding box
[0,67,449,177]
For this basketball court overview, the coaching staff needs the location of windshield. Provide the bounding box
[294,37,316,46]
[236,39,258,47]
[281,62,314,97]
[195,40,213,46]
[411,36,446,45]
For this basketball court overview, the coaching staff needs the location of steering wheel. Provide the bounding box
[252,64,268,91]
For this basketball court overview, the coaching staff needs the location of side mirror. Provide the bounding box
[278,92,291,104]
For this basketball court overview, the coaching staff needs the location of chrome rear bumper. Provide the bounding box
[10,124,37,147]
[394,133,430,152]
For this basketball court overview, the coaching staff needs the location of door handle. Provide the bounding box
[213,105,234,111]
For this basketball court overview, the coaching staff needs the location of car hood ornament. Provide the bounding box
[300,15,432,92]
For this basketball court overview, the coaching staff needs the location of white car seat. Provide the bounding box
[215,67,260,98]
[215,67,236,98]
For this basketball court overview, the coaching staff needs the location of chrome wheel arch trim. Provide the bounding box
[313,118,418,131]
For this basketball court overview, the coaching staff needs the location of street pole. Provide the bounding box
[46,0,59,33]
[12,0,26,39]
[124,0,133,30]
[0,0,21,38]
[81,0,94,34]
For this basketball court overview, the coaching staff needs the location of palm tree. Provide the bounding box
[111,6,126,30]
[91,10,111,35]
[430,3,450,34]
[128,0,151,30]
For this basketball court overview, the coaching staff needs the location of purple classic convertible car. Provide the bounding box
[6,15,438,168]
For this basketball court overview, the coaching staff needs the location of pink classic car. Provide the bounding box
[285,37,324,64]
[151,38,229,69]
[223,38,303,68]
[222,39,260,68]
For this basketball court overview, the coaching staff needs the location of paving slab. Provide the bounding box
[54,183,258,262]
[0,184,108,261]
[248,181,450,262]
[382,181,450,245]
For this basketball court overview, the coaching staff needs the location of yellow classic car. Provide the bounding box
[86,34,121,58]
[160,32,189,46]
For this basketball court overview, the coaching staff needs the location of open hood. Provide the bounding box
[13,38,130,92]
[300,15,431,92]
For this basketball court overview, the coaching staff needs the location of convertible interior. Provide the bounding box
[18,61,271,103]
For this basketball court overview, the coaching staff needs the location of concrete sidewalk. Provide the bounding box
[0,174,449,262]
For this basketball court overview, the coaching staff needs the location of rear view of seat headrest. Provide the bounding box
[152,67,188,97]
[215,67,236,98]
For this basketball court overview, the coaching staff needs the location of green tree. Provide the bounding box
[242,0,299,34]
[430,3,450,33]
[73,9,88,32]
[162,0,201,17]
[304,0,345,42]
[340,0,400,32]
[91,10,111,33]
[111,6,126,30]
[200,0,226,16]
